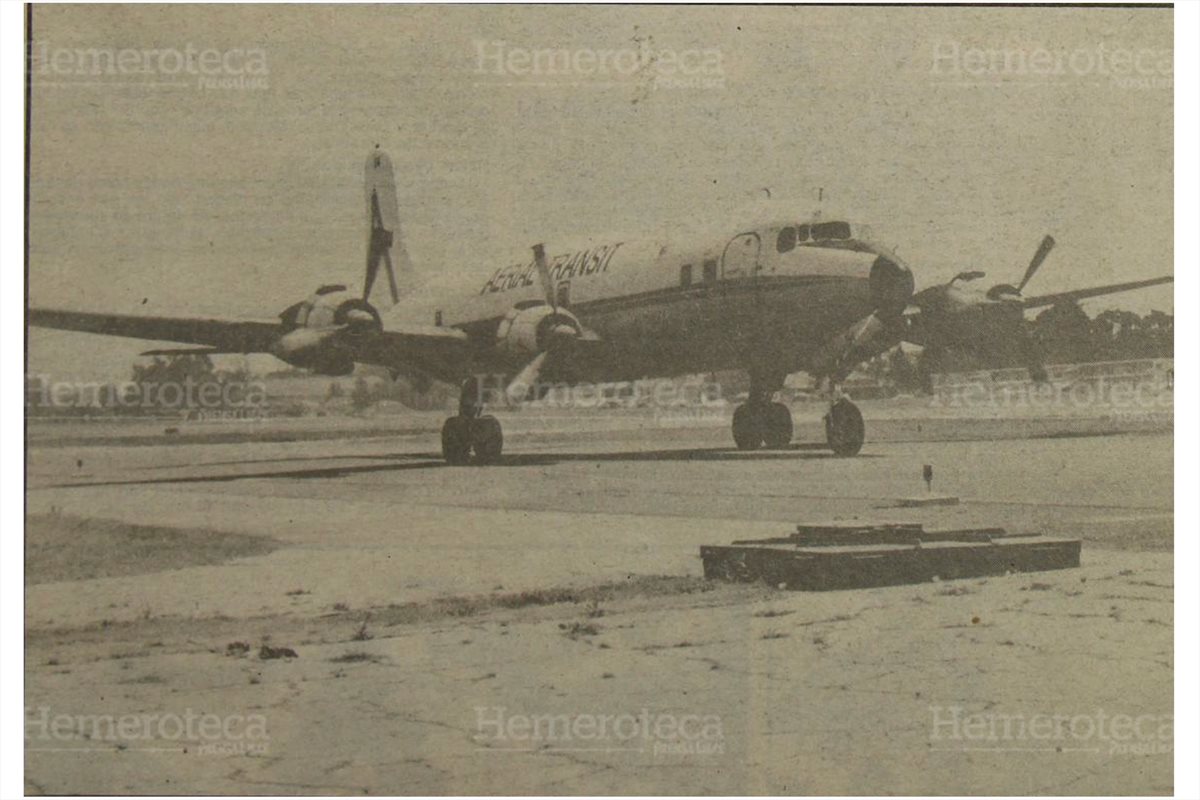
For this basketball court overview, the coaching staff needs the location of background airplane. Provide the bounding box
[29,147,1173,464]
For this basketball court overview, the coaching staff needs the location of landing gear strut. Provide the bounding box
[441,377,504,465]
[731,373,793,451]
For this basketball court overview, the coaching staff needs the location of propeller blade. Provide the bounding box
[381,248,400,304]
[505,351,549,404]
[364,225,399,304]
[532,243,556,309]
[363,252,379,301]
[1017,234,1056,293]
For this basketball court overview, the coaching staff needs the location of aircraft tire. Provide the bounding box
[732,403,764,450]
[762,402,794,448]
[441,416,473,465]
[471,415,504,465]
[825,399,865,457]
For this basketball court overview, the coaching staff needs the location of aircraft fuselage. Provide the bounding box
[386,219,904,385]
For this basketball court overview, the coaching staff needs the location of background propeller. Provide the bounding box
[1018,234,1056,293]
[908,234,1057,384]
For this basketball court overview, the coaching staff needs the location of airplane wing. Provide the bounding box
[27,308,283,353]
[346,325,473,383]
[28,307,475,383]
[1020,276,1172,309]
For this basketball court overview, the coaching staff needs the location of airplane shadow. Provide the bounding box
[460,443,882,466]
[49,444,882,489]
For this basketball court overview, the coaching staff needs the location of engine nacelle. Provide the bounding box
[279,285,383,335]
[495,303,583,358]
[271,328,355,375]
[271,286,382,376]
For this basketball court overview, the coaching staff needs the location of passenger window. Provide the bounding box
[796,224,810,242]
[680,264,692,287]
[776,227,797,253]
[556,281,570,307]
[434,310,443,326]
[703,259,718,283]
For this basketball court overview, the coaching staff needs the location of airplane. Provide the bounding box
[29,146,1173,464]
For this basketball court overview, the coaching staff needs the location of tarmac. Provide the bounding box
[24,408,1174,794]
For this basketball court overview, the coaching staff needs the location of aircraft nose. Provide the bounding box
[869,256,914,316]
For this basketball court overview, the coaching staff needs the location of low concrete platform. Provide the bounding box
[701,523,1081,590]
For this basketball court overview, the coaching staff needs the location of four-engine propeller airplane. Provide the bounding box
[29,147,1173,463]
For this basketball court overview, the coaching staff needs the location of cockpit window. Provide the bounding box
[812,221,852,240]
[776,226,797,254]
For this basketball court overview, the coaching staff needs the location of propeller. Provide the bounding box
[503,243,578,403]
[811,256,913,383]
[505,351,550,404]
[909,234,1056,383]
[364,188,399,304]
[1019,234,1056,293]
[986,235,1056,300]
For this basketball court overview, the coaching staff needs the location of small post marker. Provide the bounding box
[893,464,958,508]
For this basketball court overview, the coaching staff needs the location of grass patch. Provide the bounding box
[118,673,165,685]
[258,644,298,660]
[373,576,714,628]
[329,651,381,664]
[25,514,282,584]
[753,609,794,618]
[560,621,601,639]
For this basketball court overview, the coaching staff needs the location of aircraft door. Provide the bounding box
[722,233,761,279]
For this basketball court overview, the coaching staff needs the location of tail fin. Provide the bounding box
[363,146,413,308]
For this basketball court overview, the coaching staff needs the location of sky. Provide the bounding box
[27,4,1173,381]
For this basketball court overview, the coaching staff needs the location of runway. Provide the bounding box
[24,413,1174,794]
[26,415,1171,623]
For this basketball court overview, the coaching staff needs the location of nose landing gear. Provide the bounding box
[442,377,504,465]
[824,396,865,457]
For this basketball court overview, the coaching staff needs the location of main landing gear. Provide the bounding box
[442,377,503,465]
[731,400,794,450]
[730,374,866,457]
[731,374,794,451]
